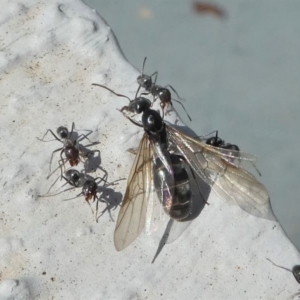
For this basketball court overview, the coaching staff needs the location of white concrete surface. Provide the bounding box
[0,0,299,299]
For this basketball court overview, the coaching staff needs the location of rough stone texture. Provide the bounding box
[0,0,299,299]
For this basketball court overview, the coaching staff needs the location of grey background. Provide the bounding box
[85,0,300,250]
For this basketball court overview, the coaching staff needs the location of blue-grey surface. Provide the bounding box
[85,0,300,250]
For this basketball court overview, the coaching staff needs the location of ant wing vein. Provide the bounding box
[167,126,275,221]
[114,135,154,251]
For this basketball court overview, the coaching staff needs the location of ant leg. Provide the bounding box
[135,81,143,99]
[46,159,66,180]
[61,175,76,187]
[63,191,84,201]
[119,111,144,127]
[76,133,94,144]
[102,178,125,188]
[120,105,129,113]
[48,147,64,174]
[38,185,76,198]
[37,129,62,143]
[44,173,69,195]
[140,91,151,97]
[59,149,66,178]
[45,175,61,194]
[55,158,66,180]
[70,122,75,137]
[150,71,158,85]
[94,176,108,187]
[85,198,95,219]
[251,162,262,177]
[159,102,165,119]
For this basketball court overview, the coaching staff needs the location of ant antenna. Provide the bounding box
[266,258,292,273]
[92,83,131,102]
[215,130,219,143]
[141,57,147,75]
[134,56,148,98]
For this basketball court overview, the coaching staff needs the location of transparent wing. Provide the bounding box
[114,135,153,251]
[144,185,167,236]
[137,140,175,237]
[167,126,275,221]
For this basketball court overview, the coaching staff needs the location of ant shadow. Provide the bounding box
[96,185,123,222]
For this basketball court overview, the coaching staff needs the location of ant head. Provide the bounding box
[206,136,223,147]
[82,180,97,200]
[137,74,152,91]
[57,126,69,139]
[292,265,300,284]
[65,169,81,186]
[127,97,151,114]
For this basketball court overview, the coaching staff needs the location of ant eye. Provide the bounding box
[57,126,68,139]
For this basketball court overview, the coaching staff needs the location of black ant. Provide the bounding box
[38,169,121,222]
[92,58,192,121]
[205,130,240,151]
[37,122,100,179]
[136,57,192,121]
[203,130,261,176]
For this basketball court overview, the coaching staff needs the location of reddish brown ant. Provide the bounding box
[38,122,100,179]
[38,169,123,222]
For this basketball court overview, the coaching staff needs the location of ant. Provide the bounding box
[38,169,121,222]
[205,130,240,152]
[203,130,261,176]
[92,58,192,121]
[37,122,100,179]
[136,57,192,121]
